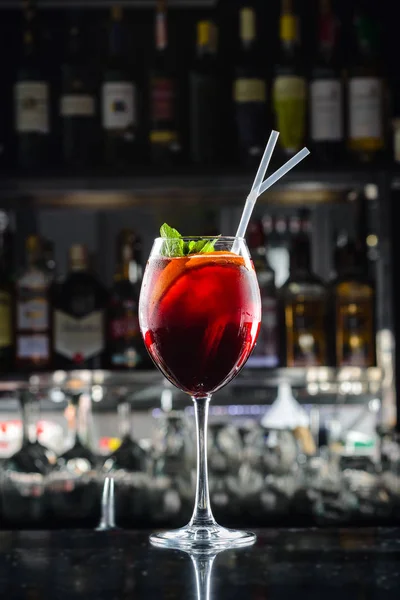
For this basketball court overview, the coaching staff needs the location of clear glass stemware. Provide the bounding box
[139,236,261,550]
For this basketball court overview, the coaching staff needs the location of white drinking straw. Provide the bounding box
[257,147,310,196]
[234,141,310,246]
[234,131,279,245]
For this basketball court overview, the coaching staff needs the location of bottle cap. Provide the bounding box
[26,235,41,252]
[111,5,123,20]
[69,244,88,269]
[197,20,213,47]
[280,14,297,41]
[240,7,256,42]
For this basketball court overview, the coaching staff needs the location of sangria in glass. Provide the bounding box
[139,233,261,550]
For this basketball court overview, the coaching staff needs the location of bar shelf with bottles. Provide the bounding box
[0,197,388,410]
[0,1,398,182]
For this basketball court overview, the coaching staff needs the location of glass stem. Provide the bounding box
[191,553,216,600]
[190,395,215,528]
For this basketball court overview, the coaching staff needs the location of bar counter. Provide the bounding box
[0,528,399,598]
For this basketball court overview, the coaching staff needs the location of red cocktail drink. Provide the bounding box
[139,234,261,551]
[140,251,261,396]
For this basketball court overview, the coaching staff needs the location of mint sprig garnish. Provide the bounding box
[160,223,219,257]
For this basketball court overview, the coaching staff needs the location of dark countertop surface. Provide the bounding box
[0,528,400,599]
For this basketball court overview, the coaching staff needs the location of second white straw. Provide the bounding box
[235,131,279,243]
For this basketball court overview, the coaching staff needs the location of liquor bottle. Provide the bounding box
[246,219,279,367]
[102,6,137,169]
[347,12,384,162]
[0,218,13,371]
[60,11,97,169]
[15,235,52,370]
[281,225,327,367]
[272,0,307,157]
[149,0,181,165]
[233,6,267,166]
[309,0,344,163]
[331,232,375,367]
[189,20,221,165]
[107,229,152,369]
[14,1,50,169]
[53,244,108,369]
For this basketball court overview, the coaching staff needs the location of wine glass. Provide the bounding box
[139,236,261,550]
[2,391,54,526]
[47,393,100,526]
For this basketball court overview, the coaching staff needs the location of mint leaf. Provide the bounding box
[160,223,219,257]
[160,223,184,257]
[160,223,181,240]
[198,238,218,253]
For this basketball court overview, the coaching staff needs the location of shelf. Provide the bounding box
[0,367,383,409]
[0,168,384,208]
[0,0,216,9]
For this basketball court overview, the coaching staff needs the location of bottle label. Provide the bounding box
[150,77,175,122]
[14,82,50,134]
[110,315,139,340]
[60,94,95,117]
[17,335,49,360]
[349,77,383,141]
[273,75,306,152]
[17,290,49,331]
[286,300,325,367]
[0,291,12,348]
[234,78,266,103]
[310,79,343,141]
[247,296,279,367]
[336,292,374,367]
[54,310,104,361]
[102,82,135,130]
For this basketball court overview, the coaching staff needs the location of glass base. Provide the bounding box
[150,523,256,552]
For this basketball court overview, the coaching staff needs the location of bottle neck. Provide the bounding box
[119,260,140,283]
[76,394,92,447]
[22,4,37,57]
[155,9,168,52]
[279,13,298,50]
[67,26,82,59]
[27,250,41,268]
[290,236,312,274]
[239,8,256,51]
[197,42,216,59]
[109,16,124,58]
[21,398,40,445]
[118,402,131,439]
[317,12,337,62]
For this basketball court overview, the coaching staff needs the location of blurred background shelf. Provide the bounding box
[0,367,383,410]
[0,0,216,9]
[0,169,385,209]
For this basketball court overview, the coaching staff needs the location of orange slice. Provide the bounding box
[150,251,246,311]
